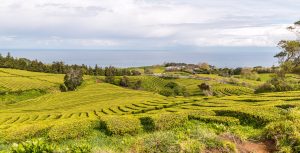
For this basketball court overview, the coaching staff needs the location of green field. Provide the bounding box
[0,68,300,152]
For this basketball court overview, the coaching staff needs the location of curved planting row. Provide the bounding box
[212,85,254,96]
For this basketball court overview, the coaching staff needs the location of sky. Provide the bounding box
[0,0,299,50]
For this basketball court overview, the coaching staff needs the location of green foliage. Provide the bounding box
[64,69,83,91]
[140,113,188,131]
[215,110,271,127]
[119,76,130,87]
[159,82,187,97]
[2,123,50,142]
[264,121,300,152]
[66,144,92,153]
[240,68,259,80]
[59,84,67,92]
[188,115,240,126]
[159,88,174,97]
[48,120,97,141]
[133,131,181,153]
[10,139,55,153]
[100,116,141,136]
[133,80,142,90]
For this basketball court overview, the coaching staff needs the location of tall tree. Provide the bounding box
[274,21,300,75]
[64,69,83,91]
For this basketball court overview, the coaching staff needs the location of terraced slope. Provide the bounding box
[0,68,64,91]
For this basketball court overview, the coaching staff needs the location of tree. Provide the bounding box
[274,21,300,76]
[198,83,212,96]
[120,76,130,87]
[64,69,83,91]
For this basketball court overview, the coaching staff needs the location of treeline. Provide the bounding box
[0,53,141,76]
[164,62,276,76]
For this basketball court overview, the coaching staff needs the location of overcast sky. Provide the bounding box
[0,0,299,50]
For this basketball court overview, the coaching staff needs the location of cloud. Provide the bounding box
[0,0,299,49]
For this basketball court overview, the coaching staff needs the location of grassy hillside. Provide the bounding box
[0,68,300,152]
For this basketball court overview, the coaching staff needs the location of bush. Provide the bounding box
[105,75,115,84]
[133,131,181,153]
[2,123,50,142]
[159,88,174,97]
[255,82,275,93]
[66,144,92,153]
[264,121,300,152]
[240,68,259,80]
[100,116,141,136]
[59,84,67,92]
[188,115,240,126]
[160,82,187,97]
[48,119,97,141]
[133,80,142,90]
[198,83,213,96]
[11,139,55,153]
[270,77,293,92]
[119,76,130,87]
[140,113,188,131]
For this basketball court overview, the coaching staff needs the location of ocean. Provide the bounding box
[0,47,279,68]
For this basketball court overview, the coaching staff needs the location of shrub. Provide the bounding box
[119,76,130,87]
[264,121,300,152]
[100,116,141,136]
[159,88,174,97]
[105,75,115,84]
[270,77,293,92]
[3,123,50,142]
[10,139,55,153]
[214,110,270,127]
[133,131,181,153]
[240,68,259,80]
[66,144,92,153]
[198,83,213,96]
[255,82,275,93]
[48,119,97,141]
[133,80,142,90]
[59,84,67,92]
[160,82,187,97]
[188,115,240,126]
[140,113,188,131]
[180,139,205,153]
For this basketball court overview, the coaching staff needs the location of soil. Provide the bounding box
[205,133,278,153]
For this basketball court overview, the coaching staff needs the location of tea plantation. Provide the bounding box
[0,68,300,153]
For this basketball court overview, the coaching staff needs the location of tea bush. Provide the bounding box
[48,119,97,141]
[100,116,141,136]
[2,123,50,142]
[188,115,240,126]
[140,113,188,131]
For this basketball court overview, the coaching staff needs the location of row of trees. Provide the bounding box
[0,53,141,76]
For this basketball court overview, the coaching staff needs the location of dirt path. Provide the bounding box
[237,140,276,153]
[219,134,277,153]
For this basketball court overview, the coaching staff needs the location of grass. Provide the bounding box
[0,68,300,152]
